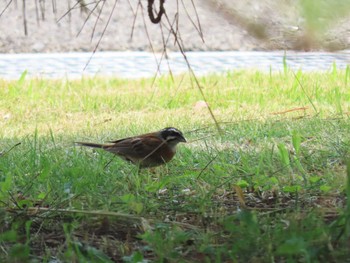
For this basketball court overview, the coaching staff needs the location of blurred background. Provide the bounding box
[0,0,349,53]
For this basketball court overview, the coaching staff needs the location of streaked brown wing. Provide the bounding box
[104,135,164,160]
[107,137,133,144]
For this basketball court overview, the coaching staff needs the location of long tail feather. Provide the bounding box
[75,142,105,149]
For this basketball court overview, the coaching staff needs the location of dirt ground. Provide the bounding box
[0,0,349,53]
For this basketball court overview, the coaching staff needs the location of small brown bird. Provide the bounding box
[76,127,186,168]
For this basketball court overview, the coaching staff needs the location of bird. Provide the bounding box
[75,127,186,168]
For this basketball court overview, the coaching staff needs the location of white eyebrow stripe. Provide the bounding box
[165,128,179,133]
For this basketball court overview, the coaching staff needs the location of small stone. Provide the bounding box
[32,42,45,52]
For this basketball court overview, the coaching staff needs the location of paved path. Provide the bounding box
[0,51,349,79]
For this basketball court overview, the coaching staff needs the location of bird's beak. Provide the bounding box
[180,136,187,143]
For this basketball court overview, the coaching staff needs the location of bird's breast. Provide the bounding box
[139,144,175,168]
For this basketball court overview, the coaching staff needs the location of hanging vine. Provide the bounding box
[148,0,165,24]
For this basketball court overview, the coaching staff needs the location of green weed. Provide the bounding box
[0,68,349,261]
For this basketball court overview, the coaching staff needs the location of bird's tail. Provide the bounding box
[75,142,105,149]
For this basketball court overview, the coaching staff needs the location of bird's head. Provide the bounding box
[160,127,187,146]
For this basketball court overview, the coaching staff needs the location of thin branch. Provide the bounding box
[139,0,161,75]
[129,0,140,40]
[22,0,28,35]
[146,9,179,103]
[197,155,218,179]
[57,0,81,22]
[34,0,40,25]
[39,0,45,20]
[76,1,102,37]
[190,0,204,40]
[159,19,173,79]
[84,0,119,70]
[180,0,204,41]
[0,143,21,157]
[0,0,13,18]
[6,206,198,229]
[164,13,222,134]
[90,0,106,42]
[52,0,57,14]
[292,70,318,114]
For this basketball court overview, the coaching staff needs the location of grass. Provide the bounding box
[0,68,350,262]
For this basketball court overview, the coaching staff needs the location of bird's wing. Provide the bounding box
[107,132,154,144]
[104,136,165,159]
[107,137,133,144]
